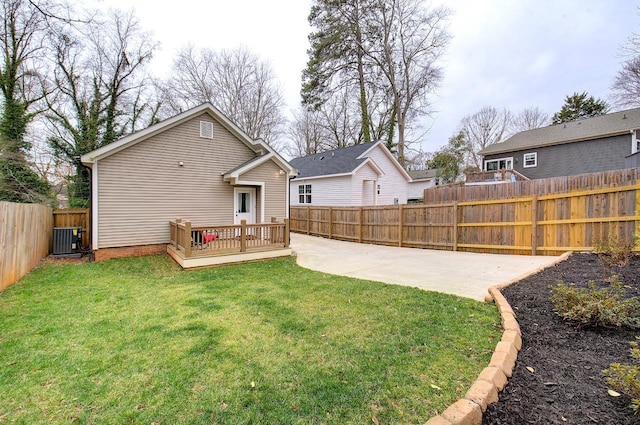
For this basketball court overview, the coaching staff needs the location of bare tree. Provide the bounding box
[163,46,286,148]
[318,87,363,149]
[286,107,326,158]
[612,56,640,108]
[512,107,550,132]
[363,0,452,167]
[459,106,512,170]
[45,8,157,207]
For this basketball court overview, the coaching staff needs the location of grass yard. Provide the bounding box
[0,255,500,424]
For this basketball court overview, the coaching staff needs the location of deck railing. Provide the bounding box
[169,218,290,258]
[465,169,529,184]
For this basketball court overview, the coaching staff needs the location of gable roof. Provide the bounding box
[80,102,296,175]
[480,107,640,156]
[290,141,411,181]
[408,169,438,181]
[290,142,375,178]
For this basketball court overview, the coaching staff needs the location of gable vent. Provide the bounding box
[200,121,214,139]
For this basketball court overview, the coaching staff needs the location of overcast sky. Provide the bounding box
[96,0,640,155]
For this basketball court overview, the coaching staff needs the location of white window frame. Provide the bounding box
[633,130,639,154]
[484,157,513,171]
[523,152,537,168]
[200,121,214,139]
[298,184,312,204]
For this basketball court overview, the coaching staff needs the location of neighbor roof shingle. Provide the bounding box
[289,142,377,178]
[480,107,640,156]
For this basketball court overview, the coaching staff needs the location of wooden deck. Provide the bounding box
[168,219,292,268]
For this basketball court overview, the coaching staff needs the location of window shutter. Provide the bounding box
[200,121,214,139]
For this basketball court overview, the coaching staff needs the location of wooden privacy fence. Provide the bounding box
[1,201,53,290]
[53,208,90,248]
[426,168,640,204]
[290,182,640,256]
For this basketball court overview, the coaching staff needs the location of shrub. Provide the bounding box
[550,276,640,329]
[604,337,640,413]
[592,234,638,274]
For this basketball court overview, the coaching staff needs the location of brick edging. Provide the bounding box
[424,252,573,425]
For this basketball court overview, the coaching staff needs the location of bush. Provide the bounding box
[604,337,640,413]
[550,276,640,329]
[592,234,638,274]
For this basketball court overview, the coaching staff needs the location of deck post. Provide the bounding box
[185,220,192,258]
[271,217,277,243]
[240,220,247,252]
[284,219,290,247]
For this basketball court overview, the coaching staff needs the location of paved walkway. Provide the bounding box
[290,233,563,301]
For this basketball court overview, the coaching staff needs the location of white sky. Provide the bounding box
[94,0,640,155]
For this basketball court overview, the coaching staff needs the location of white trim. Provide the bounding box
[291,171,355,182]
[523,152,537,168]
[359,141,412,181]
[285,174,290,219]
[632,129,639,154]
[353,158,384,176]
[234,187,257,225]
[232,181,265,223]
[91,161,99,250]
[484,157,514,171]
[223,154,297,185]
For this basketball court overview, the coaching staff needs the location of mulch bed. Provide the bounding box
[482,252,639,425]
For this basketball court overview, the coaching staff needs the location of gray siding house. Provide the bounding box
[81,103,296,260]
[479,108,640,180]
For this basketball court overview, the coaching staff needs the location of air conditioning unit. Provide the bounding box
[52,227,83,257]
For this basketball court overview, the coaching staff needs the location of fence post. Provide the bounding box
[398,204,403,247]
[284,219,290,247]
[359,207,364,243]
[452,201,458,251]
[184,220,192,258]
[306,206,311,235]
[531,194,538,256]
[329,207,333,239]
[240,219,247,252]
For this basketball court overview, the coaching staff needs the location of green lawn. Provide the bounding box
[0,255,500,424]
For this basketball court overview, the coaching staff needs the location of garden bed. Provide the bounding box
[483,252,639,424]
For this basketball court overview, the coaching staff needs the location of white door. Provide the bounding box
[234,187,256,225]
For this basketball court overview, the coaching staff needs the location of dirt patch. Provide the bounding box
[483,253,639,425]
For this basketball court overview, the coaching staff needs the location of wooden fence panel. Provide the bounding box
[291,180,639,256]
[53,208,90,248]
[424,168,640,204]
[1,201,53,290]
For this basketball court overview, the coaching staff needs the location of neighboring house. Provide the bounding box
[289,141,411,206]
[81,103,297,260]
[407,169,440,202]
[479,107,640,180]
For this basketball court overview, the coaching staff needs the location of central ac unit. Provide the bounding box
[52,227,83,257]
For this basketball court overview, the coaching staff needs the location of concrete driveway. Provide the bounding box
[290,233,564,301]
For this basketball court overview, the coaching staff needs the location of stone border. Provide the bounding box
[425,252,572,425]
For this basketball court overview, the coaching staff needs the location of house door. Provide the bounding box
[234,187,256,225]
[362,180,376,206]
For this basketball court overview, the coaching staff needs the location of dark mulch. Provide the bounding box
[482,253,640,425]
